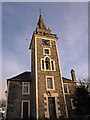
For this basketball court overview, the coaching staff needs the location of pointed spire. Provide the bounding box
[37,10,47,30]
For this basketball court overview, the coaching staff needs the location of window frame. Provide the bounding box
[63,83,69,94]
[45,57,51,70]
[41,58,45,70]
[71,98,76,110]
[43,48,51,55]
[46,76,55,91]
[42,39,51,47]
[51,60,56,71]
[22,82,30,95]
[41,56,56,71]
[21,100,30,118]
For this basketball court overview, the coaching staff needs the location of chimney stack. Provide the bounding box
[71,69,76,82]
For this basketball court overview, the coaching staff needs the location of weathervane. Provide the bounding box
[39,9,41,15]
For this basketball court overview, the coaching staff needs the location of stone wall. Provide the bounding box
[36,37,67,118]
[63,79,77,118]
[6,80,30,119]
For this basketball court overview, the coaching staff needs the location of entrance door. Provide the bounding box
[23,102,28,119]
[48,97,56,118]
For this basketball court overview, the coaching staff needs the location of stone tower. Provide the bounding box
[29,13,68,119]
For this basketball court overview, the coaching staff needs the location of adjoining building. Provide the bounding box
[6,13,77,119]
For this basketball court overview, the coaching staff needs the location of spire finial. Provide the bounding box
[39,9,41,15]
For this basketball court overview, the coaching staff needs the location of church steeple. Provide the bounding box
[30,12,58,50]
[37,13,47,30]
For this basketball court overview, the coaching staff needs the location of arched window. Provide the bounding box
[41,57,55,71]
[45,57,50,70]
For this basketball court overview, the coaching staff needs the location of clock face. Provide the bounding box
[42,39,50,46]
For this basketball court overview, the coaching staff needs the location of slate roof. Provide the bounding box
[7,71,74,83]
[62,77,76,83]
[62,77,72,81]
[7,71,31,82]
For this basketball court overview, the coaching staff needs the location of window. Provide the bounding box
[41,57,55,71]
[63,84,69,94]
[43,32,45,36]
[47,78,53,89]
[45,49,49,54]
[71,99,76,110]
[51,61,54,70]
[24,83,28,93]
[42,39,50,46]
[42,59,44,70]
[46,76,55,90]
[43,48,50,55]
[45,57,50,70]
[22,82,30,94]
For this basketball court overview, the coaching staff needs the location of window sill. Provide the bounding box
[47,89,55,91]
[22,93,30,95]
[41,69,56,71]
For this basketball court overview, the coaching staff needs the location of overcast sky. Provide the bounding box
[1,2,88,99]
